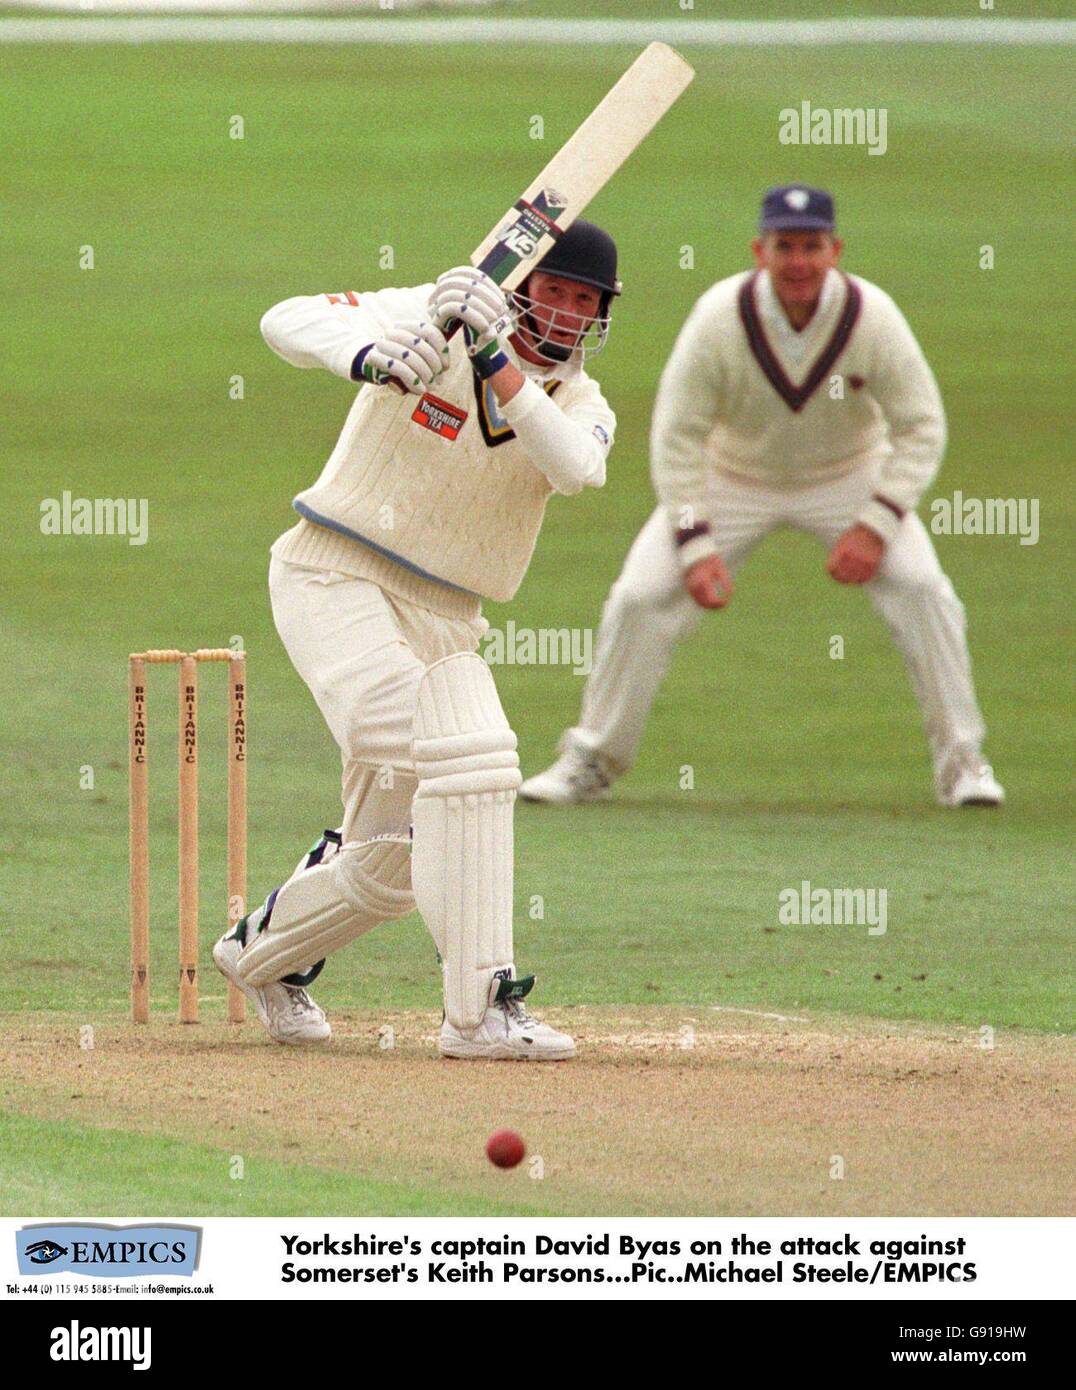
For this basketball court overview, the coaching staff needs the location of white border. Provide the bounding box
[4,1217,1071,1301]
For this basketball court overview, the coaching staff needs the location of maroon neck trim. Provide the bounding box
[738,271,862,413]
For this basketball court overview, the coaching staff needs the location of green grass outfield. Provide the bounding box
[1,31,1072,1211]
[1,2,1073,20]
[518,1,1075,18]
[0,1112,528,1216]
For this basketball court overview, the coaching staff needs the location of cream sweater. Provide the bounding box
[261,285,615,613]
[650,268,946,565]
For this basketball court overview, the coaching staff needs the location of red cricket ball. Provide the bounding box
[486,1129,526,1169]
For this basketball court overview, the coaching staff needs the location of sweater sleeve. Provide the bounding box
[498,374,614,496]
[259,285,434,382]
[649,290,726,569]
[855,291,947,544]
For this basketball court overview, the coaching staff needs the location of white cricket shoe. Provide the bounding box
[520,739,613,804]
[936,750,1005,808]
[213,929,331,1044]
[440,970,575,1061]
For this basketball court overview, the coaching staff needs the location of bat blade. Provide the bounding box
[471,41,695,291]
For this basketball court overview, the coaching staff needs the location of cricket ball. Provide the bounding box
[486,1129,525,1169]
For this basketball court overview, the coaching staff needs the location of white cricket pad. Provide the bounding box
[237,835,414,987]
[411,652,522,1029]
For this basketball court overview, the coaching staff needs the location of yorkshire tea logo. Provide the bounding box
[412,393,468,441]
[16,1223,200,1278]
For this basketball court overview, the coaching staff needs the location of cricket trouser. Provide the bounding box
[569,464,987,776]
[236,557,521,1026]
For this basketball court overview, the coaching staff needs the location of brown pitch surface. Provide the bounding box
[2,1008,1071,1216]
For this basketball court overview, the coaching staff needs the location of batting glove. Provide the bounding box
[351,320,450,395]
[429,269,514,380]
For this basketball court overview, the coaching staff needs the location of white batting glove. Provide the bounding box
[429,268,511,334]
[352,320,450,395]
[429,269,514,379]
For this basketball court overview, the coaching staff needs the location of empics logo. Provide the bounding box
[24,1239,68,1265]
[50,1321,151,1372]
[16,1222,200,1277]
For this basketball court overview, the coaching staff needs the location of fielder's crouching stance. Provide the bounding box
[523,187,1003,811]
[213,221,619,1055]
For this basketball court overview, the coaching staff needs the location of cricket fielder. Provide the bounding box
[213,221,619,1052]
[522,187,1003,809]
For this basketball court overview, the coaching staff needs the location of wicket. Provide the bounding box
[128,648,248,1024]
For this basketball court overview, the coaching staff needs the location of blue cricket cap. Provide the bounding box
[759,185,836,232]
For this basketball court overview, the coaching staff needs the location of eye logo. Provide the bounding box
[25,1240,68,1265]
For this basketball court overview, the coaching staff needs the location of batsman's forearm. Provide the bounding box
[498,377,608,496]
[487,361,526,405]
[260,295,386,380]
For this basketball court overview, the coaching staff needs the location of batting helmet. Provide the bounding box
[513,219,621,363]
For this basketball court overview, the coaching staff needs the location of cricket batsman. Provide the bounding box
[522,187,1003,809]
[213,221,619,1053]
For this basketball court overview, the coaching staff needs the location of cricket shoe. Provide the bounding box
[212,927,331,1044]
[935,749,1005,808]
[520,737,613,804]
[439,970,575,1061]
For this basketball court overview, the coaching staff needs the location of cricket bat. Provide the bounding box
[470,42,695,293]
